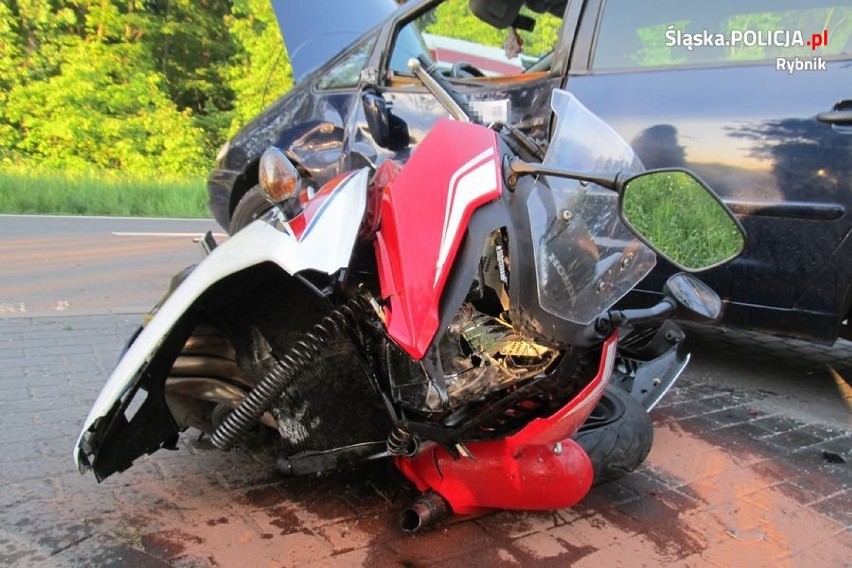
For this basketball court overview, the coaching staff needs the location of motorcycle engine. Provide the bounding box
[440,303,557,407]
[383,230,559,413]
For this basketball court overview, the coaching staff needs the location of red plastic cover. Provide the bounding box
[374,119,501,359]
[395,335,619,514]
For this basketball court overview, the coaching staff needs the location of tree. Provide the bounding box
[3,28,207,174]
[223,0,293,136]
[0,0,221,175]
[144,0,236,153]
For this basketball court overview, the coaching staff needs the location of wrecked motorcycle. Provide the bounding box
[75,57,745,532]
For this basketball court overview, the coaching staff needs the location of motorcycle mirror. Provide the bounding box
[663,272,723,323]
[258,146,303,218]
[619,169,746,272]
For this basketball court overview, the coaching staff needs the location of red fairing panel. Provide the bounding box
[398,438,591,515]
[395,335,618,515]
[375,120,501,359]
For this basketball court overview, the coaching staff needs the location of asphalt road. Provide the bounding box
[1,214,849,430]
[0,214,223,316]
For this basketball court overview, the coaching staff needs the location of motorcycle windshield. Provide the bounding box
[528,90,656,325]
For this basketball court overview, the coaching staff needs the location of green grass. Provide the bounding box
[0,169,209,218]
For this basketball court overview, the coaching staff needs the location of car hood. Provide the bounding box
[271,0,400,83]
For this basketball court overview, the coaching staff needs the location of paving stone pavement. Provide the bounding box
[0,314,850,567]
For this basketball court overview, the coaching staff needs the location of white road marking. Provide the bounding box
[111,232,227,238]
[0,302,26,314]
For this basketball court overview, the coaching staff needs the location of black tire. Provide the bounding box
[229,184,271,234]
[573,386,654,485]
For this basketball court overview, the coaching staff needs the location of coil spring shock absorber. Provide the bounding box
[387,425,419,456]
[210,296,369,451]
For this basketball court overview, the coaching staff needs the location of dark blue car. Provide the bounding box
[208,0,852,344]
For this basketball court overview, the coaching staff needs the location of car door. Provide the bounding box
[339,0,584,173]
[563,0,852,342]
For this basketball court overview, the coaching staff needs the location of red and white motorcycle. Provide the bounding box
[76,57,745,532]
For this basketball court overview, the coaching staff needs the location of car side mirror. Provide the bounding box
[619,169,746,272]
[362,92,410,151]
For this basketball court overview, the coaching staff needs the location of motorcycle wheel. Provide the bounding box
[229,185,271,234]
[572,386,654,485]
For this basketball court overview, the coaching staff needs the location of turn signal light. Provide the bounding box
[259,147,302,205]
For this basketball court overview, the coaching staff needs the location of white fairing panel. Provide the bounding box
[74,168,370,468]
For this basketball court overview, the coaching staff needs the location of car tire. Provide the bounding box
[573,386,654,485]
[229,184,271,235]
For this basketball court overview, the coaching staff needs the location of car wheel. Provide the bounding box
[572,386,654,485]
[229,184,271,234]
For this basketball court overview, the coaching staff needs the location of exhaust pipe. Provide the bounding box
[399,491,450,533]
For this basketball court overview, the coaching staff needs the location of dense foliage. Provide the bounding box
[0,0,289,177]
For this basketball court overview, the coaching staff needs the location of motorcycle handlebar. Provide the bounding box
[608,299,677,328]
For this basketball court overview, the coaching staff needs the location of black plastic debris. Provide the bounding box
[822,451,845,464]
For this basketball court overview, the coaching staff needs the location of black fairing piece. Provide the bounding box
[417,200,512,408]
[504,173,609,349]
[82,263,300,481]
[613,320,687,410]
[83,318,195,481]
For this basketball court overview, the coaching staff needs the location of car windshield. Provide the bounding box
[390,0,563,77]
[527,90,657,325]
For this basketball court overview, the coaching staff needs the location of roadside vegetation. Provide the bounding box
[0,170,208,218]
[1,0,287,217]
